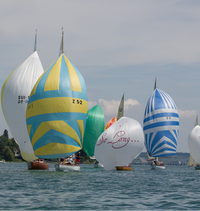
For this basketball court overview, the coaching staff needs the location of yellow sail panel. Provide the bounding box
[21,151,37,161]
[188,154,196,166]
[64,55,82,92]
[27,125,32,137]
[26,97,88,119]
[77,120,84,146]
[31,122,52,146]
[44,56,61,91]
[32,120,82,147]
[35,143,81,156]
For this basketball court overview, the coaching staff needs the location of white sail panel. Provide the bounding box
[1,51,44,161]
[95,117,144,170]
[188,125,200,164]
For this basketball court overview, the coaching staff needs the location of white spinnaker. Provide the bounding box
[1,51,44,161]
[95,116,144,170]
[188,125,200,164]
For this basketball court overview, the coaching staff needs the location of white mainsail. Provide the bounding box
[1,33,44,161]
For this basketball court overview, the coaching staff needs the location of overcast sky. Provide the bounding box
[1,0,200,153]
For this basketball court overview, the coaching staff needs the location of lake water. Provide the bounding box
[0,163,199,210]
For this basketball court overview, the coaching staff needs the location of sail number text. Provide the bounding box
[72,99,83,105]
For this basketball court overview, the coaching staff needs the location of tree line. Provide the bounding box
[0,129,22,161]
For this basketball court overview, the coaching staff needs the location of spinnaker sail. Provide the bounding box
[1,33,44,161]
[104,117,117,130]
[83,104,105,157]
[26,41,88,159]
[95,116,144,170]
[143,82,179,158]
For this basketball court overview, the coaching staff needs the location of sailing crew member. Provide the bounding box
[76,152,81,165]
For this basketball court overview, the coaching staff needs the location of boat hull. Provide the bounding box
[151,165,165,170]
[116,166,133,171]
[27,161,49,170]
[55,164,80,172]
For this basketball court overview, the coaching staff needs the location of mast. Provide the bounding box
[195,115,198,127]
[59,28,64,56]
[33,29,37,52]
[154,77,157,90]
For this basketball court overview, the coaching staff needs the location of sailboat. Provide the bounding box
[143,79,179,170]
[188,116,200,170]
[26,29,88,172]
[115,94,133,171]
[1,30,49,170]
[95,116,144,170]
[83,104,105,168]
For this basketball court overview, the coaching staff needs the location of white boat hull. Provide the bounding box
[55,164,80,172]
[151,165,165,170]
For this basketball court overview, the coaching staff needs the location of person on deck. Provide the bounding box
[76,152,81,165]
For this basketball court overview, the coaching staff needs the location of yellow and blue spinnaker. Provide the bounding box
[26,54,88,159]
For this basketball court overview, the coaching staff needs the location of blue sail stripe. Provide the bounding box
[143,112,179,124]
[162,91,175,109]
[59,57,72,91]
[160,91,170,109]
[26,112,87,125]
[151,141,177,154]
[33,130,81,151]
[143,121,179,131]
[152,150,176,157]
[152,147,176,156]
[146,130,178,154]
[162,91,174,109]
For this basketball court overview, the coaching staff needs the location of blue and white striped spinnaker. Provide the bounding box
[26,53,88,159]
[143,88,179,157]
